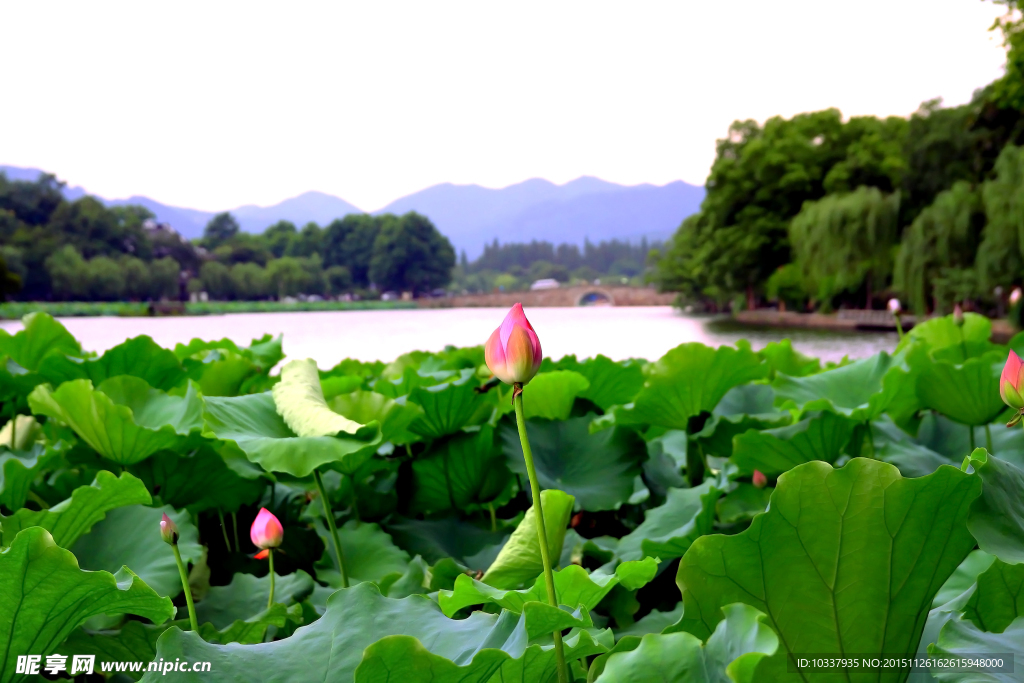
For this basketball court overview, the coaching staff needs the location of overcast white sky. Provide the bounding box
[0,1,1011,212]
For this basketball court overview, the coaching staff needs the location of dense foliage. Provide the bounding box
[651,7,1024,315]
[1,311,1022,681]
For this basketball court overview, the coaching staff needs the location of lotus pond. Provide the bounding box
[0,310,1022,682]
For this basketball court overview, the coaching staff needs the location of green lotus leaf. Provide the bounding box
[0,414,39,449]
[691,384,792,460]
[410,427,513,515]
[0,470,151,548]
[730,410,858,476]
[759,338,821,378]
[933,550,995,609]
[71,504,203,599]
[129,445,266,514]
[928,616,1024,682]
[616,480,721,562]
[773,351,900,421]
[963,448,1024,565]
[194,570,314,630]
[273,359,366,437]
[385,516,509,570]
[672,458,981,681]
[482,489,575,589]
[962,559,1024,634]
[899,312,991,354]
[519,370,591,420]
[440,558,658,617]
[28,377,204,465]
[174,333,283,370]
[716,483,773,526]
[142,582,608,683]
[314,519,413,588]
[611,603,683,642]
[878,438,960,478]
[0,527,174,683]
[329,390,423,444]
[61,620,179,682]
[500,416,645,511]
[548,354,646,409]
[321,374,366,400]
[407,369,489,438]
[592,604,778,683]
[0,312,81,371]
[200,602,303,645]
[37,334,187,391]
[915,352,1006,426]
[202,391,380,477]
[629,342,767,430]
[0,438,64,510]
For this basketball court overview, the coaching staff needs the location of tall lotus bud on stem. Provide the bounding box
[485,303,542,390]
[752,470,767,489]
[162,511,199,635]
[953,303,964,327]
[1012,287,1022,306]
[251,508,283,608]
[1002,351,1024,428]
[887,298,905,341]
[160,513,179,546]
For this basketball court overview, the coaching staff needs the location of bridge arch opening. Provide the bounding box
[577,290,614,306]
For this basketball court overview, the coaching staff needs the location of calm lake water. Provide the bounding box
[1,307,898,368]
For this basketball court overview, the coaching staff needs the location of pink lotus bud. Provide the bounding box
[484,303,542,385]
[1011,287,1022,306]
[1001,351,1024,411]
[953,303,964,327]
[887,298,900,315]
[752,470,767,488]
[160,513,179,545]
[250,508,284,550]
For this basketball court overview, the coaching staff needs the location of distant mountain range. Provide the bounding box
[1,165,704,257]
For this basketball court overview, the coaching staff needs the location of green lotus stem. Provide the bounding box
[267,548,276,609]
[347,474,360,523]
[969,425,976,452]
[313,468,350,588]
[513,386,568,683]
[172,544,199,633]
[27,490,49,509]
[217,509,231,551]
[865,422,876,459]
[9,413,15,451]
[893,314,904,342]
[985,423,993,454]
[231,511,240,550]
[487,502,497,532]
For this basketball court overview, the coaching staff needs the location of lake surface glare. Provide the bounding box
[1,306,898,368]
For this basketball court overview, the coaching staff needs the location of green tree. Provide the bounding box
[0,172,64,226]
[0,253,21,302]
[977,144,1024,293]
[262,221,297,258]
[200,261,234,300]
[323,214,379,287]
[87,256,127,301]
[893,181,984,314]
[324,265,352,295]
[231,262,269,300]
[368,212,455,294]
[285,222,324,258]
[267,257,309,298]
[45,245,90,300]
[149,257,181,300]
[203,213,240,249]
[788,186,901,309]
[120,256,151,300]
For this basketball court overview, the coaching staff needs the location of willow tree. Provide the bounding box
[977,144,1024,293]
[892,181,984,314]
[788,186,900,310]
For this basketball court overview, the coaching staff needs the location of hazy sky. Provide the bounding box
[0,1,1010,212]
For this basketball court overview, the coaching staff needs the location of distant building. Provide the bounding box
[530,278,560,291]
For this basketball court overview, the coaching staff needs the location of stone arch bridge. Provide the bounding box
[417,285,676,308]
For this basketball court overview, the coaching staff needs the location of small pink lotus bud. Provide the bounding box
[1011,287,1022,306]
[752,470,767,488]
[887,298,900,315]
[160,513,179,545]
[250,508,284,550]
[1001,351,1024,411]
[953,303,964,327]
[484,303,543,385]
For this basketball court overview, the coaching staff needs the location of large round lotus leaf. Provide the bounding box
[962,559,1024,634]
[629,342,767,431]
[329,390,423,445]
[0,312,81,372]
[409,428,512,515]
[671,458,981,682]
[28,377,204,465]
[730,410,858,476]
[546,354,646,410]
[963,448,1024,565]
[915,352,1006,426]
[142,582,608,683]
[0,527,174,683]
[38,334,186,391]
